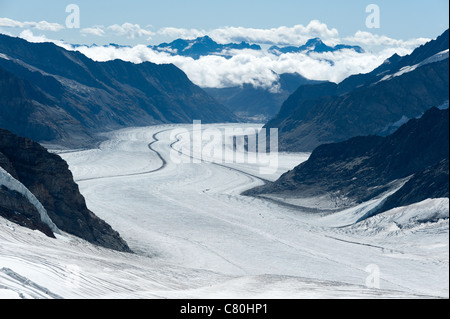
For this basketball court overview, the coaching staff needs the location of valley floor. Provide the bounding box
[0,124,448,299]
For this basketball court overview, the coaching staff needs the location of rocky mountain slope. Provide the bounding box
[265,29,449,151]
[1,165,56,238]
[0,34,237,147]
[0,65,94,146]
[247,107,449,217]
[0,128,131,252]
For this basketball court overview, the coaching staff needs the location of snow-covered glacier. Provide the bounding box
[0,124,448,299]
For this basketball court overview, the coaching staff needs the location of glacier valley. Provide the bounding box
[0,124,448,299]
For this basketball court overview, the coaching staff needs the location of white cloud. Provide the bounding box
[158,27,206,40]
[78,23,154,40]
[0,18,23,28]
[13,23,432,92]
[18,29,54,43]
[156,23,431,56]
[344,31,430,50]
[0,18,154,40]
[158,20,339,45]
[68,42,395,89]
[107,23,154,40]
[17,30,73,51]
[0,17,64,31]
[32,20,65,32]
[81,26,106,37]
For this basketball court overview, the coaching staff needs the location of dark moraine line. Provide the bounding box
[169,132,273,184]
[74,127,315,214]
[169,133,339,214]
[76,129,171,183]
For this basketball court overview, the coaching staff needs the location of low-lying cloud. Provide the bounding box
[11,20,431,90]
[344,31,430,50]
[69,42,412,89]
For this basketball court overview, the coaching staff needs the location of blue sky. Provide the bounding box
[1,0,448,89]
[0,0,448,45]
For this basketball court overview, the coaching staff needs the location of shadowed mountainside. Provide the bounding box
[0,128,132,252]
[0,34,237,148]
[247,107,449,217]
[265,30,449,152]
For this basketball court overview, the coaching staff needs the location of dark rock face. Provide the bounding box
[0,184,55,238]
[0,129,132,252]
[375,159,449,217]
[265,29,450,152]
[248,108,449,216]
[0,151,18,178]
[2,149,54,236]
[0,34,237,147]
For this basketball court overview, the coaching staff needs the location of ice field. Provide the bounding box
[0,124,448,299]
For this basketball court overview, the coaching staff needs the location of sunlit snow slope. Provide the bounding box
[1,124,448,299]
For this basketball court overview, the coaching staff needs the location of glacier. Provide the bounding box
[0,124,448,299]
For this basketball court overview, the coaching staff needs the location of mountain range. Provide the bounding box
[265,29,449,152]
[64,36,366,123]
[150,36,364,59]
[269,38,364,55]
[150,36,262,59]
[0,34,237,147]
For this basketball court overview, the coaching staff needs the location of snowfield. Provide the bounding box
[0,124,448,299]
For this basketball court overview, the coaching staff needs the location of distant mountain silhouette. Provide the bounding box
[269,38,364,55]
[150,36,262,59]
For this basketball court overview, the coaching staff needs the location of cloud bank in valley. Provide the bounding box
[71,44,390,88]
[11,20,431,90]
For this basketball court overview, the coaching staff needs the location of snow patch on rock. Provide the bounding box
[0,166,60,235]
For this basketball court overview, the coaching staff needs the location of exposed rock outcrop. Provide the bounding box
[247,107,449,217]
[265,30,449,152]
[0,129,132,252]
